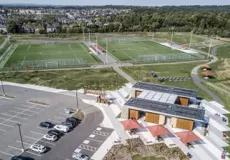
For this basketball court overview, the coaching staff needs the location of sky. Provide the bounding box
[0,0,230,6]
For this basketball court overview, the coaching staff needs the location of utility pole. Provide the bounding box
[189,31,193,49]
[208,38,213,58]
[1,80,5,96]
[170,27,174,44]
[88,29,91,46]
[16,123,25,152]
[82,27,85,42]
[95,33,98,50]
[76,90,79,111]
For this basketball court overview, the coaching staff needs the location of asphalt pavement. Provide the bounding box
[0,85,103,160]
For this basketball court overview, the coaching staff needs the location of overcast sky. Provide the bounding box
[1,0,230,6]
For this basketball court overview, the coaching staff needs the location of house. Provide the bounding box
[0,24,7,33]
[46,24,57,33]
[22,25,35,33]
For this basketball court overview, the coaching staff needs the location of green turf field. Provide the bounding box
[99,40,185,61]
[5,43,97,67]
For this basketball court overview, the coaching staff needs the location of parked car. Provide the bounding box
[29,144,47,154]
[67,117,81,123]
[54,125,70,133]
[48,130,63,137]
[43,134,58,142]
[72,152,89,160]
[11,156,34,160]
[39,121,53,128]
[61,121,74,129]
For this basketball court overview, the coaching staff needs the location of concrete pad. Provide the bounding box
[89,134,95,138]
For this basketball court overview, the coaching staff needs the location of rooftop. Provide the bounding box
[125,98,205,121]
[133,82,198,98]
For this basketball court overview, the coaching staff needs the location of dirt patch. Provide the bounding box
[103,139,187,160]
[72,111,84,121]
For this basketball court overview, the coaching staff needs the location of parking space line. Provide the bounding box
[21,104,44,111]
[83,140,90,144]
[53,115,66,119]
[79,144,98,152]
[48,119,62,123]
[8,145,22,151]
[87,138,103,143]
[16,140,32,146]
[0,117,21,123]
[24,136,40,141]
[26,151,42,157]
[0,150,14,156]
[89,134,95,138]
[93,130,110,136]
[0,123,14,128]
[0,128,6,132]
[39,140,55,145]
[30,131,44,135]
[8,110,34,116]
[74,148,81,153]
[14,108,38,114]
[1,113,15,117]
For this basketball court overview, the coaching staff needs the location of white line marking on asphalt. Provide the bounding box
[89,134,95,138]
[39,140,55,145]
[0,128,6,132]
[8,145,22,151]
[93,130,110,136]
[1,113,14,117]
[0,150,14,156]
[16,140,32,146]
[24,136,40,141]
[83,140,90,144]
[26,151,42,157]
[14,108,38,114]
[53,115,65,119]
[30,131,44,135]
[36,127,49,131]
[48,119,61,123]
[79,144,98,152]
[87,138,103,143]
[0,123,14,128]
[0,117,21,123]
[21,104,44,110]
[8,110,34,116]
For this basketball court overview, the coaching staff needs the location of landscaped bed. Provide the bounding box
[104,138,187,160]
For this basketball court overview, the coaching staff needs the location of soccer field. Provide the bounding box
[99,40,185,61]
[5,43,98,67]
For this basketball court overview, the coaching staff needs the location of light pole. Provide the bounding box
[82,27,85,42]
[76,90,79,111]
[88,29,91,46]
[1,80,5,96]
[106,37,108,64]
[189,30,193,49]
[170,27,174,44]
[16,123,25,152]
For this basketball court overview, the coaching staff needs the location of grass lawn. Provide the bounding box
[0,68,127,90]
[122,62,212,100]
[216,45,230,58]
[99,40,184,61]
[132,155,166,160]
[0,36,5,45]
[5,43,99,67]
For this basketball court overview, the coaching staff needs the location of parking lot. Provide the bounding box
[0,85,103,160]
[74,127,114,157]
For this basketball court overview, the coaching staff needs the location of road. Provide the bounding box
[191,46,223,104]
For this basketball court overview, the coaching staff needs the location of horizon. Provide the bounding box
[0,0,230,6]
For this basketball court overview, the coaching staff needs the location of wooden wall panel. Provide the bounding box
[129,109,139,119]
[145,112,160,124]
[135,90,142,98]
[176,118,194,130]
[179,97,190,106]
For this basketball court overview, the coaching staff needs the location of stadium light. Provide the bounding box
[1,80,5,96]
[88,29,91,45]
[189,31,193,49]
[170,27,174,44]
[82,27,85,42]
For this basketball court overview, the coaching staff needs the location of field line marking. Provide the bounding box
[21,56,26,66]
[27,45,31,52]
[0,150,14,156]
[0,44,18,68]
[75,56,81,64]
[68,44,73,50]
[79,43,89,53]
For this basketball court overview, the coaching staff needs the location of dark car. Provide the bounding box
[39,122,53,128]
[66,117,81,124]
[11,155,35,160]
[48,130,63,137]
[61,121,74,129]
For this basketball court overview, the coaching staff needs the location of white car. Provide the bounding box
[54,125,70,133]
[72,152,90,160]
[43,134,58,142]
[29,144,46,154]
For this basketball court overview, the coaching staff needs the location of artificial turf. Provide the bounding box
[99,40,185,61]
[5,43,98,67]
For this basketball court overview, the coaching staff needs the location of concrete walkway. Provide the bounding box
[191,46,223,104]
[0,35,10,50]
